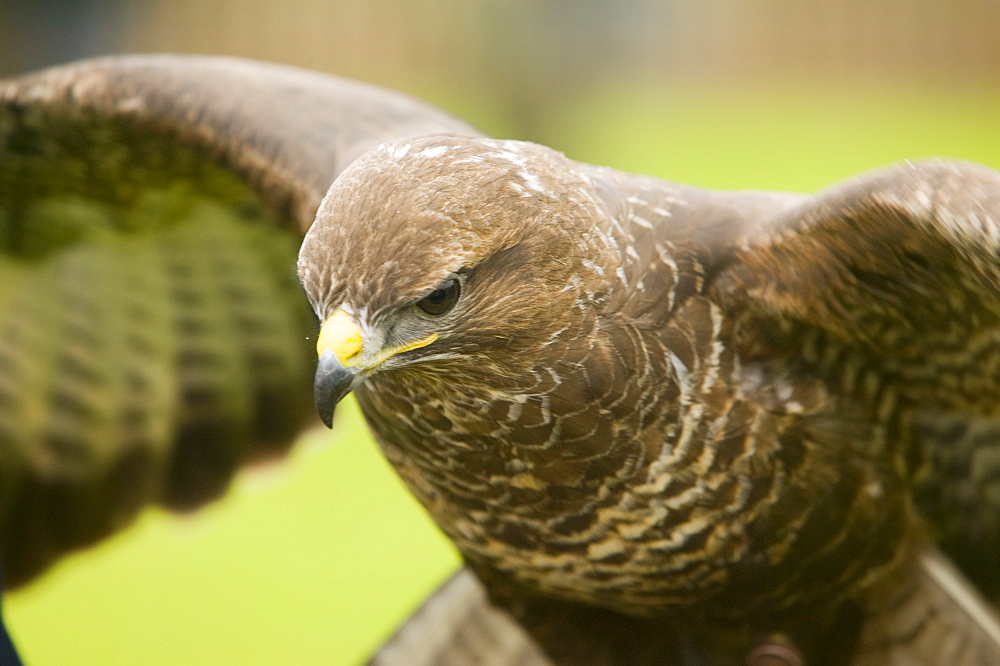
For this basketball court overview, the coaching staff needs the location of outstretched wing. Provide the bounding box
[714,160,1000,415]
[712,160,1000,580]
[710,160,1000,660]
[0,55,480,587]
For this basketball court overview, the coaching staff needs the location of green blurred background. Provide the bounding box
[2,1,999,663]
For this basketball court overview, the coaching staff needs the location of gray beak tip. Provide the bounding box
[318,404,336,430]
[314,350,361,429]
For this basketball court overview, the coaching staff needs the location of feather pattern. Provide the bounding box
[301,136,1000,663]
[0,56,995,664]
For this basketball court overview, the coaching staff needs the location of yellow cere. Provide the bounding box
[316,310,364,365]
[317,310,440,368]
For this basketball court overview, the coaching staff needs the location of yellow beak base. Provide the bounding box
[316,310,363,366]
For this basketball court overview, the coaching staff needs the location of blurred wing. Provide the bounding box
[369,568,551,666]
[0,55,480,587]
[854,545,1000,664]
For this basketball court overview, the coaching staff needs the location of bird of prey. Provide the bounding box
[1,55,998,665]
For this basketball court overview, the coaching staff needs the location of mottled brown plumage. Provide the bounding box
[1,55,998,665]
[300,136,1000,663]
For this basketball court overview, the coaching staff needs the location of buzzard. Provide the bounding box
[1,55,998,665]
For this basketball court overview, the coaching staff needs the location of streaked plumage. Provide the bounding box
[1,56,997,664]
[299,135,1000,663]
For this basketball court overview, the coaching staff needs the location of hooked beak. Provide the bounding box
[312,308,440,428]
[313,310,364,429]
[314,349,362,428]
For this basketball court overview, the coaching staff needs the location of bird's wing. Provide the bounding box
[854,544,1000,664]
[713,160,1000,418]
[368,568,551,666]
[711,159,1000,571]
[709,160,1000,661]
[0,54,480,587]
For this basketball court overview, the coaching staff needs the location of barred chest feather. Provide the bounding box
[356,294,915,621]
[295,134,1000,660]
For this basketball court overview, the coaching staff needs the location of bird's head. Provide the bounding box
[298,135,618,427]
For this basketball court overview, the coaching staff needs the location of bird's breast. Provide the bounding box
[356,301,917,621]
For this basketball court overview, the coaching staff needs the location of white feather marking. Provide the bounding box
[389,143,412,159]
[507,181,530,196]
[668,351,690,386]
[451,155,486,165]
[631,214,653,229]
[520,171,551,196]
[698,306,726,393]
[581,258,607,276]
[417,145,449,159]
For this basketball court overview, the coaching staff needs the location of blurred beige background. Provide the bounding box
[3,0,999,145]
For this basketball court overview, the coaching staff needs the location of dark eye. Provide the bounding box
[416,278,461,316]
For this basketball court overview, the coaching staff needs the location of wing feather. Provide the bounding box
[0,55,479,587]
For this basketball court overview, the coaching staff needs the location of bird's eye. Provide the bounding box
[416,278,461,316]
